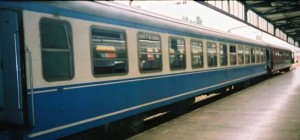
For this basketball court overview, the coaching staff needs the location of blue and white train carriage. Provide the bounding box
[0,1,293,139]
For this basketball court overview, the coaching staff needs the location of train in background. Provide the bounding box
[266,43,294,73]
[294,48,300,65]
[0,1,295,139]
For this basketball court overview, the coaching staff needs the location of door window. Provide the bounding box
[40,18,74,81]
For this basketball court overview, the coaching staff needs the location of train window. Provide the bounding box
[238,46,244,65]
[260,48,264,62]
[169,37,186,70]
[91,27,127,76]
[230,45,237,65]
[219,44,228,66]
[279,51,282,60]
[255,48,260,62]
[256,48,261,63]
[285,52,287,60]
[138,32,162,72]
[207,42,217,67]
[251,48,255,63]
[285,52,288,60]
[245,47,250,64]
[191,40,203,68]
[40,18,74,81]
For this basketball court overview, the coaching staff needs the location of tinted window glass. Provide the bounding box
[40,18,74,81]
[219,44,228,66]
[260,48,264,62]
[255,48,260,62]
[91,28,127,75]
[238,46,244,64]
[169,37,186,70]
[191,40,203,68]
[245,47,250,64]
[138,33,162,72]
[230,45,237,65]
[207,42,217,67]
[251,48,255,63]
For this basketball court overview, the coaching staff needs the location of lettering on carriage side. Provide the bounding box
[28,71,266,138]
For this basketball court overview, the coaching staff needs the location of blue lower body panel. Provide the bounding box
[28,64,266,139]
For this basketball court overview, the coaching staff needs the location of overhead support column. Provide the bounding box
[244,6,248,24]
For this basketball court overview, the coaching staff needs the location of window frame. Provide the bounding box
[190,39,204,69]
[39,18,75,82]
[229,45,237,65]
[90,26,129,77]
[168,36,186,70]
[251,47,256,63]
[245,46,250,64]
[207,42,218,67]
[260,48,264,63]
[219,43,228,66]
[238,45,244,65]
[137,32,163,73]
[255,47,260,63]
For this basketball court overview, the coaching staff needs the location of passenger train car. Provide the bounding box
[0,1,294,139]
[266,43,293,73]
[294,48,300,65]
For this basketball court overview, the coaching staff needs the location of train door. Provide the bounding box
[0,10,24,124]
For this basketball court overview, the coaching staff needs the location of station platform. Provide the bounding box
[129,67,300,140]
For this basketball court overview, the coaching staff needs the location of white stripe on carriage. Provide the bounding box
[28,71,266,138]
[63,64,265,90]
[28,89,58,94]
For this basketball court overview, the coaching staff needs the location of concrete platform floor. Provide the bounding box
[129,68,300,140]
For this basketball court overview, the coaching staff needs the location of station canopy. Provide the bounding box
[242,1,300,45]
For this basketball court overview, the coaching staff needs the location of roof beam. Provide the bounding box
[262,7,300,16]
[271,14,300,23]
[272,15,300,22]
[247,2,273,8]
[274,23,298,30]
[260,2,296,14]
[286,31,300,35]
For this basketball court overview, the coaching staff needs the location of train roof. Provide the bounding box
[62,1,268,46]
[0,1,293,51]
[265,42,293,51]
